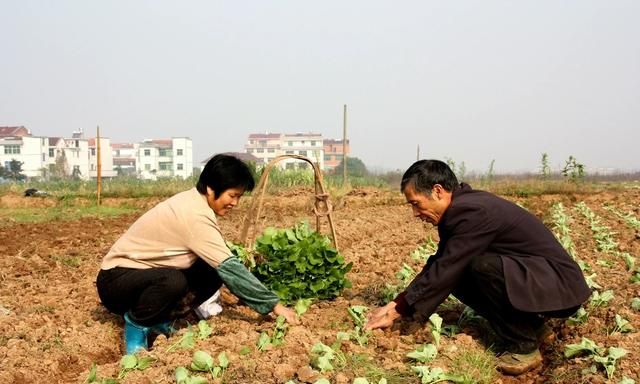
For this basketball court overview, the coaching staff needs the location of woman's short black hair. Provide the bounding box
[400,159,459,194]
[196,154,255,198]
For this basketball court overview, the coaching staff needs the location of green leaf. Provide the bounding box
[295,298,313,316]
[84,363,97,383]
[120,355,137,370]
[353,379,369,384]
[315,355,334,373]
[175,366,189,384]
[197,320,213,340]
[257,332,271,351]
[191,350,214,371]
[136,356,155,370]
[218,351,229,369]
[239,345,252,355]
[564,337,603,358]
[407,344,438,363]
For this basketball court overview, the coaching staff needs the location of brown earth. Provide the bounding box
[0,186,638,383]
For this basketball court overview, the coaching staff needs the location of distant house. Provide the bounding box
[323,139,350,170]
[244,132,325,170]
[0,126,31,138]
[133,137,193,180]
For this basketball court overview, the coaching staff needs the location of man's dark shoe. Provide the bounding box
[496,348,543,375]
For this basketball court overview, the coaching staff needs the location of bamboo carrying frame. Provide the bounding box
[240,154,339,252]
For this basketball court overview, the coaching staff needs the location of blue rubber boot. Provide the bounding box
[124,312,150,355]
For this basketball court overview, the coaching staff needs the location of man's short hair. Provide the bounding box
[197,154,255,198]
[400,159,459,194]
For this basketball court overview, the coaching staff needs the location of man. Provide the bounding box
[366,160,590,375]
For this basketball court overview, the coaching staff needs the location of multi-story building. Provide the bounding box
[136,137,193,180]
[0,126,49,178]
[111,143,138,176]
[89,138,117,178]
[244,132,325,170]
[323,139,350,170]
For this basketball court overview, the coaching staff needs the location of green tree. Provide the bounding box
[562,156,585,183]
[539,153,551,179]
[5,159,27,181]
[335,157,368,178]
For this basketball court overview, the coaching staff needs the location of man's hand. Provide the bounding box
[273,303,300,325]
[365,301,401,330]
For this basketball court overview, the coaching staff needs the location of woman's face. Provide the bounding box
[206,186,245,216]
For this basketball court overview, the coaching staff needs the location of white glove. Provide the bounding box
[194,290,223,319]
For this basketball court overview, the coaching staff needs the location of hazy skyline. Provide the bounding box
[1,1,638,173]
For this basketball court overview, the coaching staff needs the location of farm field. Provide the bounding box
[0,185,639,383]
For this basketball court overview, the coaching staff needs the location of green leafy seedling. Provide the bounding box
[347,305,371,346]
[566,307,589,326]
[295,298,313,316]
[257,331,271,351]
[310,342,346,373]
[117,354,155,380]
[271,315,289,346]
[411,366,465,384]
[632,297,640,311]
[590,290,614,308]
[167,326,196,352]
[175,366,208,384]
[593,347,627,379]
[190,350,229,379]
[611,314,633,334]
[407,344,438,363]
[564,337,604,358]
[429,313,443,347]
[197,320,213,340]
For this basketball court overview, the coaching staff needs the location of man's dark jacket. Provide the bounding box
[395,183,591,318]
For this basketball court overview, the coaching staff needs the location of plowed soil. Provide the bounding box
[0,186,638,383]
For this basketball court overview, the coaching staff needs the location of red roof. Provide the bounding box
[48,137,62,146]
[112,143,135,149]
[248,133,282,139]
[0,126,30,137]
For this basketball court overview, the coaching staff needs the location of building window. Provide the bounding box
[332,147,337,153]
[311,141,316,146]
[91,148,96,156]
[285,150,294,155]
[159,162,172,170]
[177,163,183,170]
[49,148,55,157]
[288,141,293,146]
[299,150,307,156]
[145,164,151,170]
[247,149,253,153]
[324,155,332,161]
[256,148,264,153]
[267,148,275,153]
[144,149,151,156]
[159,149,171,157]
[4,145,20,154]
[259,140,267,146]
[75,140,79,148]
[177,149,183,156]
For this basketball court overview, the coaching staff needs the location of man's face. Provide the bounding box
[403,184,451,226]
[207,186,245,216]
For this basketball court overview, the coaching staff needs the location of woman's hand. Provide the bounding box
[273,303,300,325]
[365,302,401,330]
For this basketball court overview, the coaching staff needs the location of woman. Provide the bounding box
[97,154,297,354]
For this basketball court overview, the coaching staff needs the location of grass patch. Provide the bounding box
[347,353,415,384]
[448,348,497,384]
[0,205,137,226]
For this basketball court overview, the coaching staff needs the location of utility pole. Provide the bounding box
[342,104,348,186]
[97,125,102,206]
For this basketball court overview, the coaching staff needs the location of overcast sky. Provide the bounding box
[1,1,638,173]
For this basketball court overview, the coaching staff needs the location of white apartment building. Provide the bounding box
[0,134,49,178]
[244,132,324,170]
[89,138,117,178]
[136,137,193,180]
